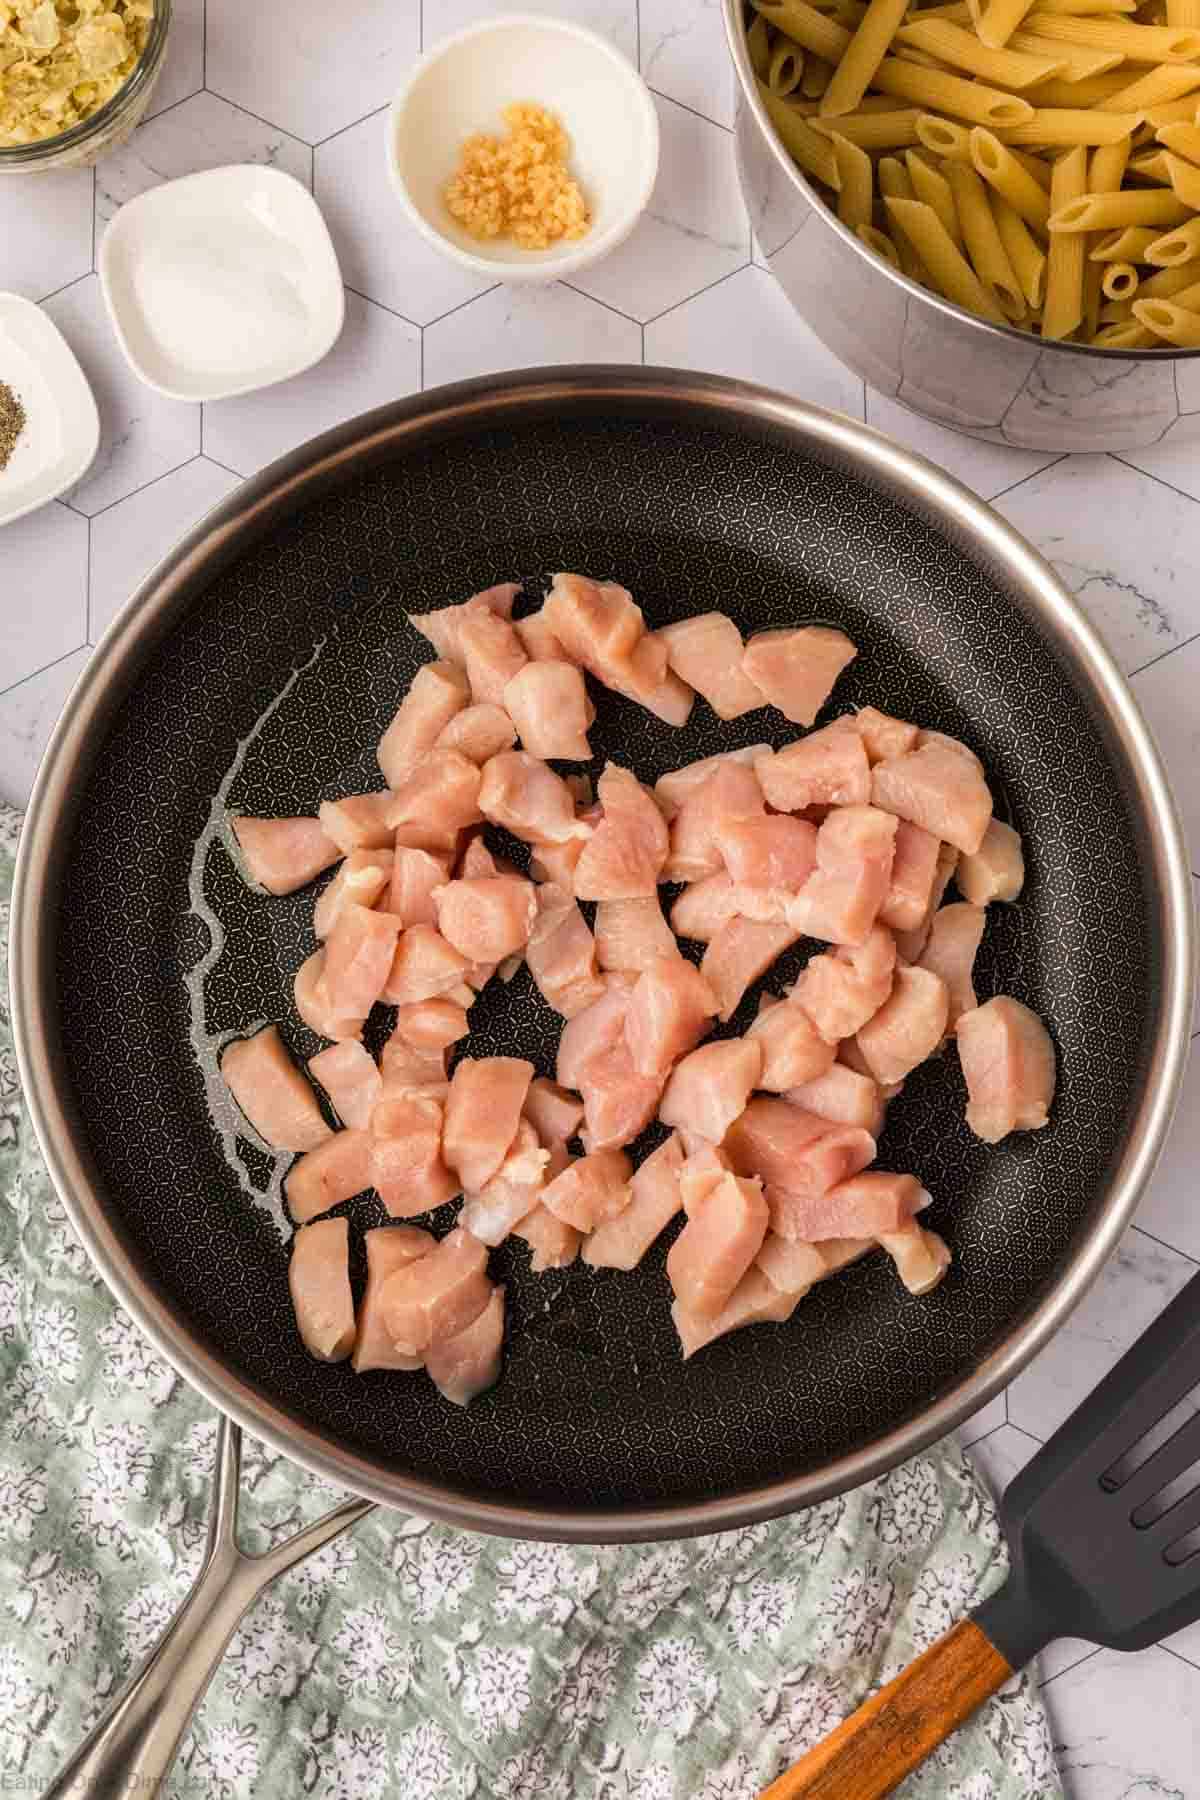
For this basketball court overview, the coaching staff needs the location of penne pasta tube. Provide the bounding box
[1089,223,1160,255]
[857,222,903,265]
[820,0,909,115]
[1166,0,1200,23]
[832,132,875,225]
[1141,255,1200,290]
[905,146,965,240]
[916,112,975,158]
[810,107,924,145]
[1022,13,1200,58]
[1007,32,1125,76]
[802,53,833,95]
[1022,75,1130,105]
[1042,144,1089,334]
[976,0,1038,47]
[853,93,918,109]
[1090,320,1158,343]
[885,195,1010,316]
[1099,294,1136,317]
[1127,147,1173,177]
[1084,138,1131,332]
[878,155,932,278]
[756,82,843,186]
[1145,95,1200,124]
[971,126,1054,224]
[1096,66,1200,109]
[1049,186,1191,225]
[747,12,775,78]
[1101,259,1141,296]
[1164,148,1200,204]
[769,40,806,93]
[1145,212,1200,259]
[1133,295,1200,340]
[946,159,1028,314]
[752,0,851,60]
[894,17,1065,85]
[872,56,1035,125]
[992,191,1048,302]
[1157,121,1200,160]
[1001,109,1145,147]
[1039,0,1138,11]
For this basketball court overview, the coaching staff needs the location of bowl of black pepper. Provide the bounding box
[0,291,99,528]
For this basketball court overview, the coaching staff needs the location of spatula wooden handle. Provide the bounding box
[759,1619,1013,1800]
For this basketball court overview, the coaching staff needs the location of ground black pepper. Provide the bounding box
[0,379,25,473]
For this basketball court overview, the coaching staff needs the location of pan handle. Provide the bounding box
[41,1416,375,1800]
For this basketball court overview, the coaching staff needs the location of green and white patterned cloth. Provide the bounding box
[0,802,1061,1800]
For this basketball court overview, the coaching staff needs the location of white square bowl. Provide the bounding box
[0,293,99,529]
[98,165,345,403]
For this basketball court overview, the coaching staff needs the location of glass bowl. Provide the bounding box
[0,0,171,173]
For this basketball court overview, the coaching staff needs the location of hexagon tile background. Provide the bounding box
[3,0,1200,1786]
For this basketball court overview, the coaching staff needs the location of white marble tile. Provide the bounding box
[41,277,199,517]
[96,91,311,233]
[143,0,204,120]
[88,458,241,644]
[866,392,1060,503]
[995,456,1200,677]
[314,109,493,326]
[0,646,91,811]
[959,1392,1007,1447]
[571,92,747,324]
[423,282,640,389]
[205,0,419,144]
[645,264,866,421]
[1008,1228,1196,1443]
[1129,635,1200,875]
[1044,1645,1200,1796]
[0,503,88,690]
[639,0,736,128]
[1134,1041,1200,1261]
[202,288,419,477]
[0,171,94,302]
[425,0,637,63]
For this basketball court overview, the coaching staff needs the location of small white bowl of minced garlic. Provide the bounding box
[386,13,659,285]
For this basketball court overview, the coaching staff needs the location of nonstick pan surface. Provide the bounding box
[11,369,1192,1541]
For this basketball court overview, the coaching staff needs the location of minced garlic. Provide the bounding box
[444,102,590,251]
[0,0,153,148]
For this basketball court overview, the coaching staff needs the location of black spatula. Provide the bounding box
[760,1267,1200,1799]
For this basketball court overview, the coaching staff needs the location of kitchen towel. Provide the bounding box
[0,803,1060,1799]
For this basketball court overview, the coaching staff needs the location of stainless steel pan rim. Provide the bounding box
[11,366,1194,1542]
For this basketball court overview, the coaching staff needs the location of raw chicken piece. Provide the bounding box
[667,1172,769,1317]
[388,846,453,929]
[557,983,630,1089]
[318,792,393,854]
[747,995,837,1091]
[786,1062,885,1135]
[382,926,471,1006]
[543,1148,634,1230]
[724,1098,876,1240]
[294,949,364,1042]
[654,746,771,821]
[658,613,764,721]
[794,924,896,1044]
[917,728,984,772]
[672,1267,800,1358]
[290,1217,356,1361]
[436,703,518,765]
[306,1041,381,1132]
[755,1234,826,1295]
[878,821,941,934]
[670,874,742,944]
[432,875,536,963]
[513,606,565,661]
[379,1031,447,1094]
[958,818,1025,906]
[854,706,919,764]
[315,848,394,939]
[285,1129,373,1225]
[323,902,401,1022]
[391,997,470,1052]
[556,981,663,1151]
[755,720,870,814]
[717,814,817,893]
[624,957,718,1079]
[529,837,588,888]
[856,965,950,1086]
[573,763,669,901]
[628,649,696,728]
[458,603,528,707]
[956,995,1056,1144]
[594,896,678,973]
[381,1226,493,1355]
[408,582,521,663]
[880,1223,951,1294]
[741,626,858,726]
[544,572,694,724]
[678,1143,733,1212]
[461,1120,550,1245]
[919,902,985,1032]
[231,816,340,896]
[701,917,800,1023]
[525,882,605,1020]
[386,749,483,848]
[504,661,595,760]
[584,1132,685,1270]
[838,1035,903,1102]
[443,1056,534,1191]
[523,1077,584,1148]
[871,739,993,856]
[479,750,592,847]
[659,1038,762,1144]
[426,1286,506,1406]
[353,1226,434,1372]
[772,1169,930,1241]
[371,1091,459,1215]
[377,662,471,787]
[222,1025,331,1152]
[514,1200,583,1271]
[894,840,960,963]
[787,806,898,947]
[665,760,765,884]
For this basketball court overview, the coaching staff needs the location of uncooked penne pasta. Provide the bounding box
[857,222,903,265]
[1050,187,1191,225]
[1021,12,1200,57]
[946,160,1028,314]
[971,126,1053,226]
[1158,121,1200,161]
[1145,212,1200,259]
[753,0,850,60]
[992,191,1048,303]
[1040,0,1137,11]
[1042,144,1089,334]
[1091,320,1157,342]
[1164,149,1200,206]
[1001,109,1143,147]
[1099,294,1136,317]
[1128,147,1173,177]
[906,147,965,240]
[1097,66,1200,110]
[1019,76,1128,106]
[916,111,975,158]
[1006,30,1124,75]
[872,56,1033,125]
[756,82,842,186]
[821,0,909,116]
[894,17,1064,85]
[1133,295,1200,339]
[1090,223,1160,255]
[769,39,806,93]
[832,132,875,225]
[1101,259,1141,295]
[1144,97,1200,126]
[1167,0,1200,25]
[1141,255,1200,291]
[885,195,1009,317]
[879,154,931,278]
[1083,137,1131,332]
[811,106,923,145]
[747,12,775,77]
[976,0,1038,48]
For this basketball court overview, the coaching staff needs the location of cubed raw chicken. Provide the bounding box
[678,1143,734,1211]
[544,573,694,724]
[856,965,950,1086]
[377,662,471,788]
[956,995,1056,1143]
[665,761,765,884]
[504,661,595,761]
[574,763,669,901]
[436,703,518,765]
[787,806,898,947]
[513,1202,582,1271]
[379,1031,447,1095]
[408,582,521,663]
[290,1217,356,1361]
[918,902,985,1032]
[382,926,471,1006]
[353,1225,435,1372]
[323,902,401,1022]
[793,924,896,1044]
[306,1040,381,1133]
[231,816,341,896]
[624,956,718,1079]
[529,837,588,889]
[659,1038,762,1144]
[285,1128,373,1225]
[654,746,771,821]
[380,1226,492,1355]
[386,749,483,849]
[594,896,678,973]
[838,1034,903,1102]
[747,995,837,1090]
[294,949,365,1042]
[871,739,992,856]
[584,1131,685,1270]
[717,814,817,894]
[479,750,591,847]
[894,840,960,963]
[542,1148,634,1230]
[461,1119,550,1245]
[659,613,765,721]
[578,1038,663,1154]
[670,873,742,944]
[878,821,941,934]
[701,917,800,1023]
[458,604,528,707]
[513,605,565,661]
[523,1076,584,1148]
[318,792,393,854]
[426,1286,506,1406]
[387,846,453,930]
[672,1267,801,1358]
[755,720,870,815]
[854,706,919,764]
[724,1098,876,1240]
[391,997,470,1052]
[958,818,1025,906]
[786,1062,885,1135]
[443,1056,534,1192]
[775,1169,930,1241]
[667,1172,769,1317]
[222,1024,331,1152]
[755,1234,827,1295]
[371,1090,459,1215]
[432,875,536,964]
[880,1222,951,1294]
[741,626,858,726]
[315,848,394,939]
[918,728,984,771]
[525,882,605,1020]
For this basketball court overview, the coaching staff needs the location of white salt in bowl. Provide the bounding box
[386,13,659,285]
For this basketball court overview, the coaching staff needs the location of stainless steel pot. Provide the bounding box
[724,0,1200,452]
